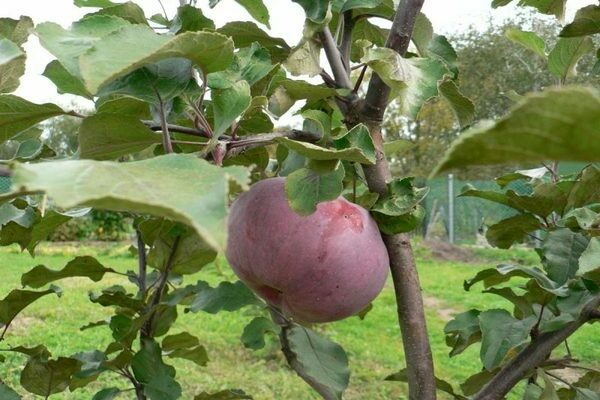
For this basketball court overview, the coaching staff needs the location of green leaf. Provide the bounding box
[287,325,350,400]
[79,113,160,160]
[560,5,600,37]
[91,286,143,311]
[96,95,151,119]
[0,286,61,325]
[21,356,81,397]
[505,28,546,59]
[212,80,252,137]
[339,0,383,13]
[268,80,338,116]
[383,139,413,156]
[78,26,234,93]
[275,136,373,164]
[371,178,428,234]
[359,41,448,117]
[427,35,458,78]
[465,264,569,296]
[234,0,270,28]
[8,154,250,252]
[0,16,33,93]
[566,165,600,211]
[187,280,260,313]
[285,161,345,215]
[438,78,475,128]
[333,124,376,164]
[241,316,281,350]
[35,16,131,78]
[207,43,274,89]
[217,21,290,63]
[479,309,537,370]
[543,229,590,285]
[90,2,148,25]
[194,390,252,400]
[432,87,600,175]
[492,0,566,19]
[92,388,121,400]
[74,0,117,7]
[21,256,115,289]
[146,224,217,275]
[0,382,20,400]
[292,0,330,23]
[444,310,482,357]
[284,39,322,77]
[162,332,208,366]
[0,95,67,142]
[579,237,600,275]
[411,12,434,56]
[173,4,215,32]
[43,60,93,99]
[0,39,23,65]
[98,58,194,105]
[132,339,182,400]
[548,37,594,81]
[486,213,541,249]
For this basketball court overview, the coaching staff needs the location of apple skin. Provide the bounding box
[226,177,389,323]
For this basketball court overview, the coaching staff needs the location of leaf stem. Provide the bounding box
[157,97,173,154]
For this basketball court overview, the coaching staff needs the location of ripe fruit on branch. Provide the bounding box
[226,177,389,323]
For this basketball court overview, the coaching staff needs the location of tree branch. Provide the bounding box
[340,12,355,73]
[141,235,181,339]
[353,1,435,399]
[136,230,147,297]
[225,129,322,158]
[157,98,173,154]
[143,121,211,138]
[320,27,353,90]
[474,295,600,400]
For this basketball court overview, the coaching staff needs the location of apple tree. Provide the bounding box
[0,0,598,399]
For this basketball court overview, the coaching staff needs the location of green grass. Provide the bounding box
[0,242,598,399]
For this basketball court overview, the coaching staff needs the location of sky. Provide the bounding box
[2,0,593,108]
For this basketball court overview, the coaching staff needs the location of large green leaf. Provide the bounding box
[207,43,275,89]
[479,309,537,370]
[0,16,33,94]
[284,39,322,77]
[438,78,475,128]
[89,1,148,25]
[21,356,81,397]
[371,178,428,234]
[292,0,330,23]
[0,39,23,65]
[187,281,260,314]
[162,332,208,366]
[0,95,67,142]
[79,113,160,160]
[385,368,468,400]
[359,41,448,118]
[268,80,338,116]
[433,87,600,175]
[98,58,194,104]
[212,80,252,137]
[492,0,566,19]
[548,37,594,81]
[287,325,350,400]
[217,21,290,63]
[444,310,482,357]
[233,0,270,28]
[505,28,546,58]
[241,316,280,350]
[486,213,541,249]
[542,229,589,285]
[275,136,374,164]
[42,60,93,99]
[579,237,600,275]
[285,162,345,215]
[35,16,131,77]
[132,339,182,400]
[0,286,61,325]
[79,27,234,93]
[7,154,250,251]
[173,4,215,32]
[560,5,600,37]
[21,256,115,289]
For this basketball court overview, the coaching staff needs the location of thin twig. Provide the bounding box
[353,65,368,93]
[340,12,355,73]
[136,230,147,297]
[156,96,173,154]
[320,27,353,90]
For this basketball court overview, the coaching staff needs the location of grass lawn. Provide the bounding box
[0,242,598,399]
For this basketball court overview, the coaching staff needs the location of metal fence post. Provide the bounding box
[448,174,455,244]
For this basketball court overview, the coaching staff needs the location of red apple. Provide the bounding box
[226,177,389,323]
